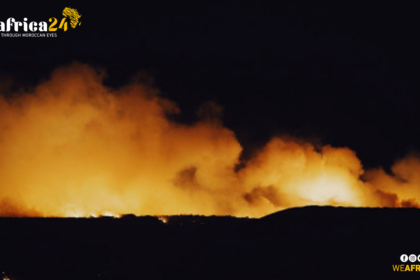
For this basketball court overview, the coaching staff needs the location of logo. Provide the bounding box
[0,7,81,38]
[393,254,420,272]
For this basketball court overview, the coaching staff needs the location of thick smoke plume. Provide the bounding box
[0,64,419,217]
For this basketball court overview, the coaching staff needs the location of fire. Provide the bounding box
[158,216,169,224]
[295,173,360,205]
[101,211,121,218]
[0,63,419,218]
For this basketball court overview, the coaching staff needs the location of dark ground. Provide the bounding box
[0,206,419,279]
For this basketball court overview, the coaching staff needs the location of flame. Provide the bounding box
[158,216,169,224]
[296,173,358,205]
[101,211,121,218]
[0,63,419,218]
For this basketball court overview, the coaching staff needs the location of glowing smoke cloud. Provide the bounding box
[0,63,419,217]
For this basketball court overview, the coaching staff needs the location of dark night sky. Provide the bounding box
[1,3,419,169]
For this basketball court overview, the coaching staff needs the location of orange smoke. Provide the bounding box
[0,63,419,218]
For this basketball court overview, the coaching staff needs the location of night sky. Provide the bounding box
[1,3,419,169]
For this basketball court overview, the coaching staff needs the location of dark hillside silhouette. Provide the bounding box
[0,207,417,279]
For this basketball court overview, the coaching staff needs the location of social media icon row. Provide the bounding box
[401,254,420,263]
